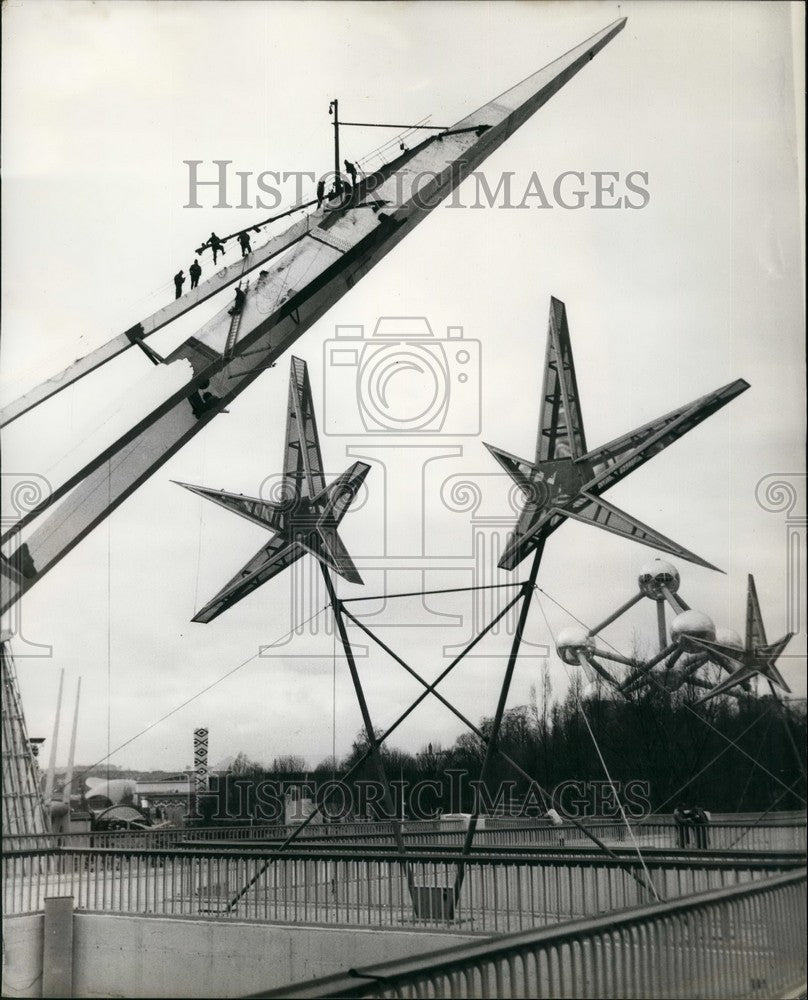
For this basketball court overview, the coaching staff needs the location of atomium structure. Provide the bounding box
[549,557,797,711]
[550,557,751,699]
[621,558,750,697]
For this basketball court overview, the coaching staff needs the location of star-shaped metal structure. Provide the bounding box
[685,575,794,703]
[485,297,749,572]
[175,357,369,623]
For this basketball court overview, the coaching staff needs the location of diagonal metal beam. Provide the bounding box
[587,590,643,638]
[222,581,527,912]
[318,565,412,885]
[342,597,653,886]
[453,543,544,894]
[0,217,313,429]
[619,643,678,693]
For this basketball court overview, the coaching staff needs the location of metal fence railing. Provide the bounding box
[3,845,802,935]
[251,870,808,999]
[2,815,805,855]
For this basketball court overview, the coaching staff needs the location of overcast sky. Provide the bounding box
[1,1,804,773]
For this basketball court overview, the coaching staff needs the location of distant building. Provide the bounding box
[137,760,233,825]
[135,776,190,825]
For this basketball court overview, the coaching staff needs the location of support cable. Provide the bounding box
[765,678,807,780]
[534,584,807,807]
[726,776,806,850]
[106,459,112,790]
[340,121,450,130]
[341,580,524,604]
[649,708,773,818]
[533,587,661,901]
[51,604,330,799]
[734,712,776,812]
[332,619,337,784]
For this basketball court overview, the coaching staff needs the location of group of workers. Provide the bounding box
[173,229,256,299]
[672,804,711,848]
[174,162,362,300]
[317,160,360,208]
[173,259,202,298]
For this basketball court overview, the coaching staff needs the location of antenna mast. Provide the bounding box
[329,99,341,193]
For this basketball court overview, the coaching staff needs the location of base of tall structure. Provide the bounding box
[1,633,49,840]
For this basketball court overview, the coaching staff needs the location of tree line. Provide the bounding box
[206,680,806,823]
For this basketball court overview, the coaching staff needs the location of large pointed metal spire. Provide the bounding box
[2,16,627,616]
[175,358,369,623]
[486,297,749,572]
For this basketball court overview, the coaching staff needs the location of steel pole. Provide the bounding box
[453,543,544,895]
[318,565,411,873]
[332,99,341,194]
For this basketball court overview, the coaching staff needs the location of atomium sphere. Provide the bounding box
[638,559,680,599]
[670,610,716,644]
[714,626,743,650]
[556,626,596,666]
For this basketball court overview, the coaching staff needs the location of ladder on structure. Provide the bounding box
[223,280,249,361]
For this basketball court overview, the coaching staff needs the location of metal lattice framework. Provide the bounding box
[180,349,747,914]
[1,635,49,842]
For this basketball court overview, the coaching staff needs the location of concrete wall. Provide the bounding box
[2,914,44,998]
[2,913,479,998]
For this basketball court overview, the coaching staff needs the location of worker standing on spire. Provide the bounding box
[207,232,226,264]
[344,159,358,188]
[316,178,325,209]
[237,231,252,257]
[173,270,185,299]
[189,259,202,290]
